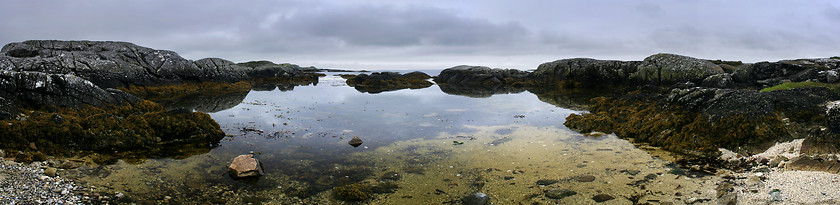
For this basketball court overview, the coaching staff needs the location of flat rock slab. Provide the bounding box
[227,154,264,178]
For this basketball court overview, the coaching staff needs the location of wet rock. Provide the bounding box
[576,175,596,182]
[44,167,57,177]
[536,179,558,186]
[461,192,489,205]
[544,189,576,199]
[345,71,432,93]
[227,154,264,178]
[592,194,615,202]
[348,136,363,147]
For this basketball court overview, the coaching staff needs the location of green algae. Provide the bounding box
[760,81,840,94]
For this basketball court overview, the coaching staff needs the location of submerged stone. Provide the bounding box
[545,189,576,199]
[576,175,596,182]
[349,136,364,147]
[592,194,615,202]
[536,179,559,186]
[461,192,489,205]
[227,154,264,178]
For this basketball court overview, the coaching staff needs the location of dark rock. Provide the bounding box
[592,194,614,202]
[576,175,596,182]
[544,188,576,199]
[536,179,558,186]
[631,53,724,84]
[227,154,264,178]
[435,65,529,86]
[828,103,840,134]
[0,70,141,111]
[644,174,658,180]
[531,58,641,86]
[345,71,432,93]
[349,136,363,147]
[461,192,489,205]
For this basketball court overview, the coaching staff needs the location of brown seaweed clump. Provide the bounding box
[0,100,225,162]
[565,96,787,157]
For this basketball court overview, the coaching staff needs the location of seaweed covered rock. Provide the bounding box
[630,53,724,84]
[565,87,840,157]
[530,58,641,86]
[0,100,225,157]
[345,71,432,93]
[435,65,529,86]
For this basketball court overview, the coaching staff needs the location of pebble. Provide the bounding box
[0,160,82,204]
[592,194,614,202]
[576,175,596,182]
[544,188,576,199]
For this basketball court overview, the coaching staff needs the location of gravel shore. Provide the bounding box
[0,159,82,204]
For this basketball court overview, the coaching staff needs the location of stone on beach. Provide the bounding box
[227,154,264,178]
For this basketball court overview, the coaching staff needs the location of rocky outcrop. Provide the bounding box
[345,72,432,93]
[0,70,140,118]
[435,65,529,86]
[631,53,724,84]
[0,40,253,88]
[530,58,641,86]
[732,58,840,86]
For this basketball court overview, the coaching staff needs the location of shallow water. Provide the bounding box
[65,73,719,204]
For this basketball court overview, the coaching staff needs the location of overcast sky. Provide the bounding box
[1,0,838,70]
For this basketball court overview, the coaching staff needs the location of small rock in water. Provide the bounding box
[592,194,614,202]
[536,179,559,186]
[576,175,596,182]
[545,188,576,199]
[44,167,57,177]
[227,154,264,178]
[622,169,640,175]
[461,192,489,205]
[349,136,363,147]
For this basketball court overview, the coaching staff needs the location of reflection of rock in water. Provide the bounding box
[438,84,526,98]
[153,91,249,113]
[252,81,317,92]
[527,87,606,111]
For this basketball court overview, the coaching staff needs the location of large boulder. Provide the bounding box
[435,65,529,86]
[0,40,252,88]
[530,58,641,86]
[631,53,724,84]
[227,154,264,178]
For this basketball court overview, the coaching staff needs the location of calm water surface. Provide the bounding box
[67,72,719,204]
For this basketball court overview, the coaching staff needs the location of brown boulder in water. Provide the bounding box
[349,136,363,147]
[227,154,264,178]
